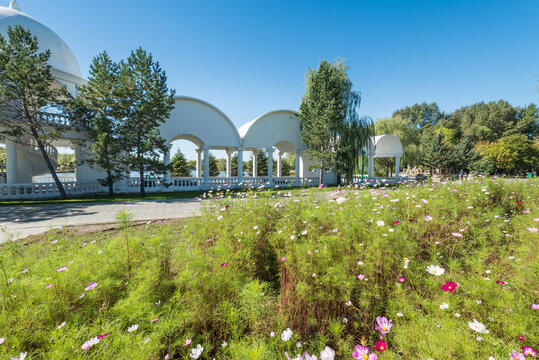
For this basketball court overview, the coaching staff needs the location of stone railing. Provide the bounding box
[349,176,410,185]
[0,181,104,200]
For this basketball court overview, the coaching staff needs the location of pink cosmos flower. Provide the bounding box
[522,347,536,356]
[393,220,401,225]
[352,345,377,359]
[532,304,539,310]
[56,266,68,272]
[527,227,538,233]
[534,218,539,222]
[424,215,433,221]
[357,274,365,280]
[97,333,110,340]
[151,318,158,323]
[181,338,192,346]
[84,282,97,291]
[45,283,52,289]
[81,337,100,350]
[374,340,388,351]
[375,316,393,337]
[518,335,525,341]
[452,232,463,237]
[441,281,457,292]
[496,280,506,285]
[509,350,525,360]
[398,277,405,283]
[281,257,286,262]
[221,262,228,268]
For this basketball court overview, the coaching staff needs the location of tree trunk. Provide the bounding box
[319,167,324,186]
[107,168,114,196]
[139,165,145,196]
[36,140,67,199]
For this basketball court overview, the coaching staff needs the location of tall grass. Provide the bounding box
[0,178,537,359]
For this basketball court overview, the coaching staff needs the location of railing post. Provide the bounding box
[237,146,244,185]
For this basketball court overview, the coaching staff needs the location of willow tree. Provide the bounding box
[299,59,374,184]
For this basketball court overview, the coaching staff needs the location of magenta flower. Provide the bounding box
[398,277,405,283]
[509,350,525,360]
[441,281,457,292]
[84,282,97,291]
[151,318,158,322]
[374,340,388,351]
[393,220,401,225]
[352,345,377,359]
[375,316,393,337]
[97,333,110,340]
[357,274,365,280]
[221,262,228,268]
[522,347,537,356]
[496,280,506,285]
[45,283,52,289]
[532,304,539,310]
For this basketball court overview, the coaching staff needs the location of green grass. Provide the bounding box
[0,179,537,359]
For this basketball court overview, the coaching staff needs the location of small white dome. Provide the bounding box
[0,4,81,78]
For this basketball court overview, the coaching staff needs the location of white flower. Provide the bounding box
[404,258,409,269]
[357,261,363,266]
[320,346,335,360]
[296,342,302,348]
[426,265,445,276]
[301,230,308,236]
[396,312,403,317]
[81,337,100,350]
[281,328,293,341]
[190,344,204,359]
[290,235,295,240]
[143,337,150,344]
[376,220,385,226]
[439,303,449,310]
[454,313,461,317]
[468,319,489,334]
[485,270,491,274]
[0,337,4,344]
[335,197,347,204]
[11,353,27,360]
[343,317,348,323]
[127,324,139,332]
[221,341,227,348]
[270,331,275,337]
[57,321,66,330]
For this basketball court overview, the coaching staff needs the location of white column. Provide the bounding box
[226,149,232,178]
[203,146,210,185]
[368,155,374,177]
[295,150,301,184]
[252,150,258,178]
[6,139,18,184]
[395,157,401,178]
[276,151,282,177]
[195,148,202,178]
[163,148,171,181]
[266,147,274,184]
[237,147,244,183]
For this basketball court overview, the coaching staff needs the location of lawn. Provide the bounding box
[0,179,537,359]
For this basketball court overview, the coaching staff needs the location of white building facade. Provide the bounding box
[0,1,404,199]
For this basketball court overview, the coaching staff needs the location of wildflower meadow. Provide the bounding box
[0,178,537,359]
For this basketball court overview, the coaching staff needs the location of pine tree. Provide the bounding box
[71,52,125,195]
[0,26,70,198]
[116,48,175,195]
[201,152,220,177]
[170,149,190,177]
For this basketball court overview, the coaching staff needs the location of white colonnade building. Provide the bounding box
[0,1,405,199]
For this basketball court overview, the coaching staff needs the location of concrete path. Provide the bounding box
[0,199,202,242]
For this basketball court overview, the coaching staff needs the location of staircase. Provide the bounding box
[19,136,59,177]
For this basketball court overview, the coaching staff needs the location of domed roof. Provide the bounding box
[0,2,82,78]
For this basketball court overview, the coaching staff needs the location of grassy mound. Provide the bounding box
[0,179,537,359]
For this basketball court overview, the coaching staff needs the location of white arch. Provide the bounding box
[160,96,242,149]
[367,134,404,158]
[239,110,307,151]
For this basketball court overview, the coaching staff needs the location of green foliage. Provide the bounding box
[299,59,374,184]
[116,48,176,195]
[0,26,71,198]
[477,134,539,173]
[1,180,537,359]
[201,152,220,177]
[247,149,269,176]
[170,149,190,177]
[70,52,125,195]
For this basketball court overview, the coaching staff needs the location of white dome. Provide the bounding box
[0,4,81,78]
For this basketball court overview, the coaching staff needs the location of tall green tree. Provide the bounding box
[393,102,444,131]
[299,59,374,184]
[0,26,70,198]
[116,48,175,195]
[170,149,190,177]
[71,52,125,195]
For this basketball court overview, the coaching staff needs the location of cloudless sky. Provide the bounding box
[5,0,539,158]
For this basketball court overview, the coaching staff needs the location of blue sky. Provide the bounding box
[7,0,539,158]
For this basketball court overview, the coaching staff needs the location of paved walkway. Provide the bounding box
[0,199,202,242]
